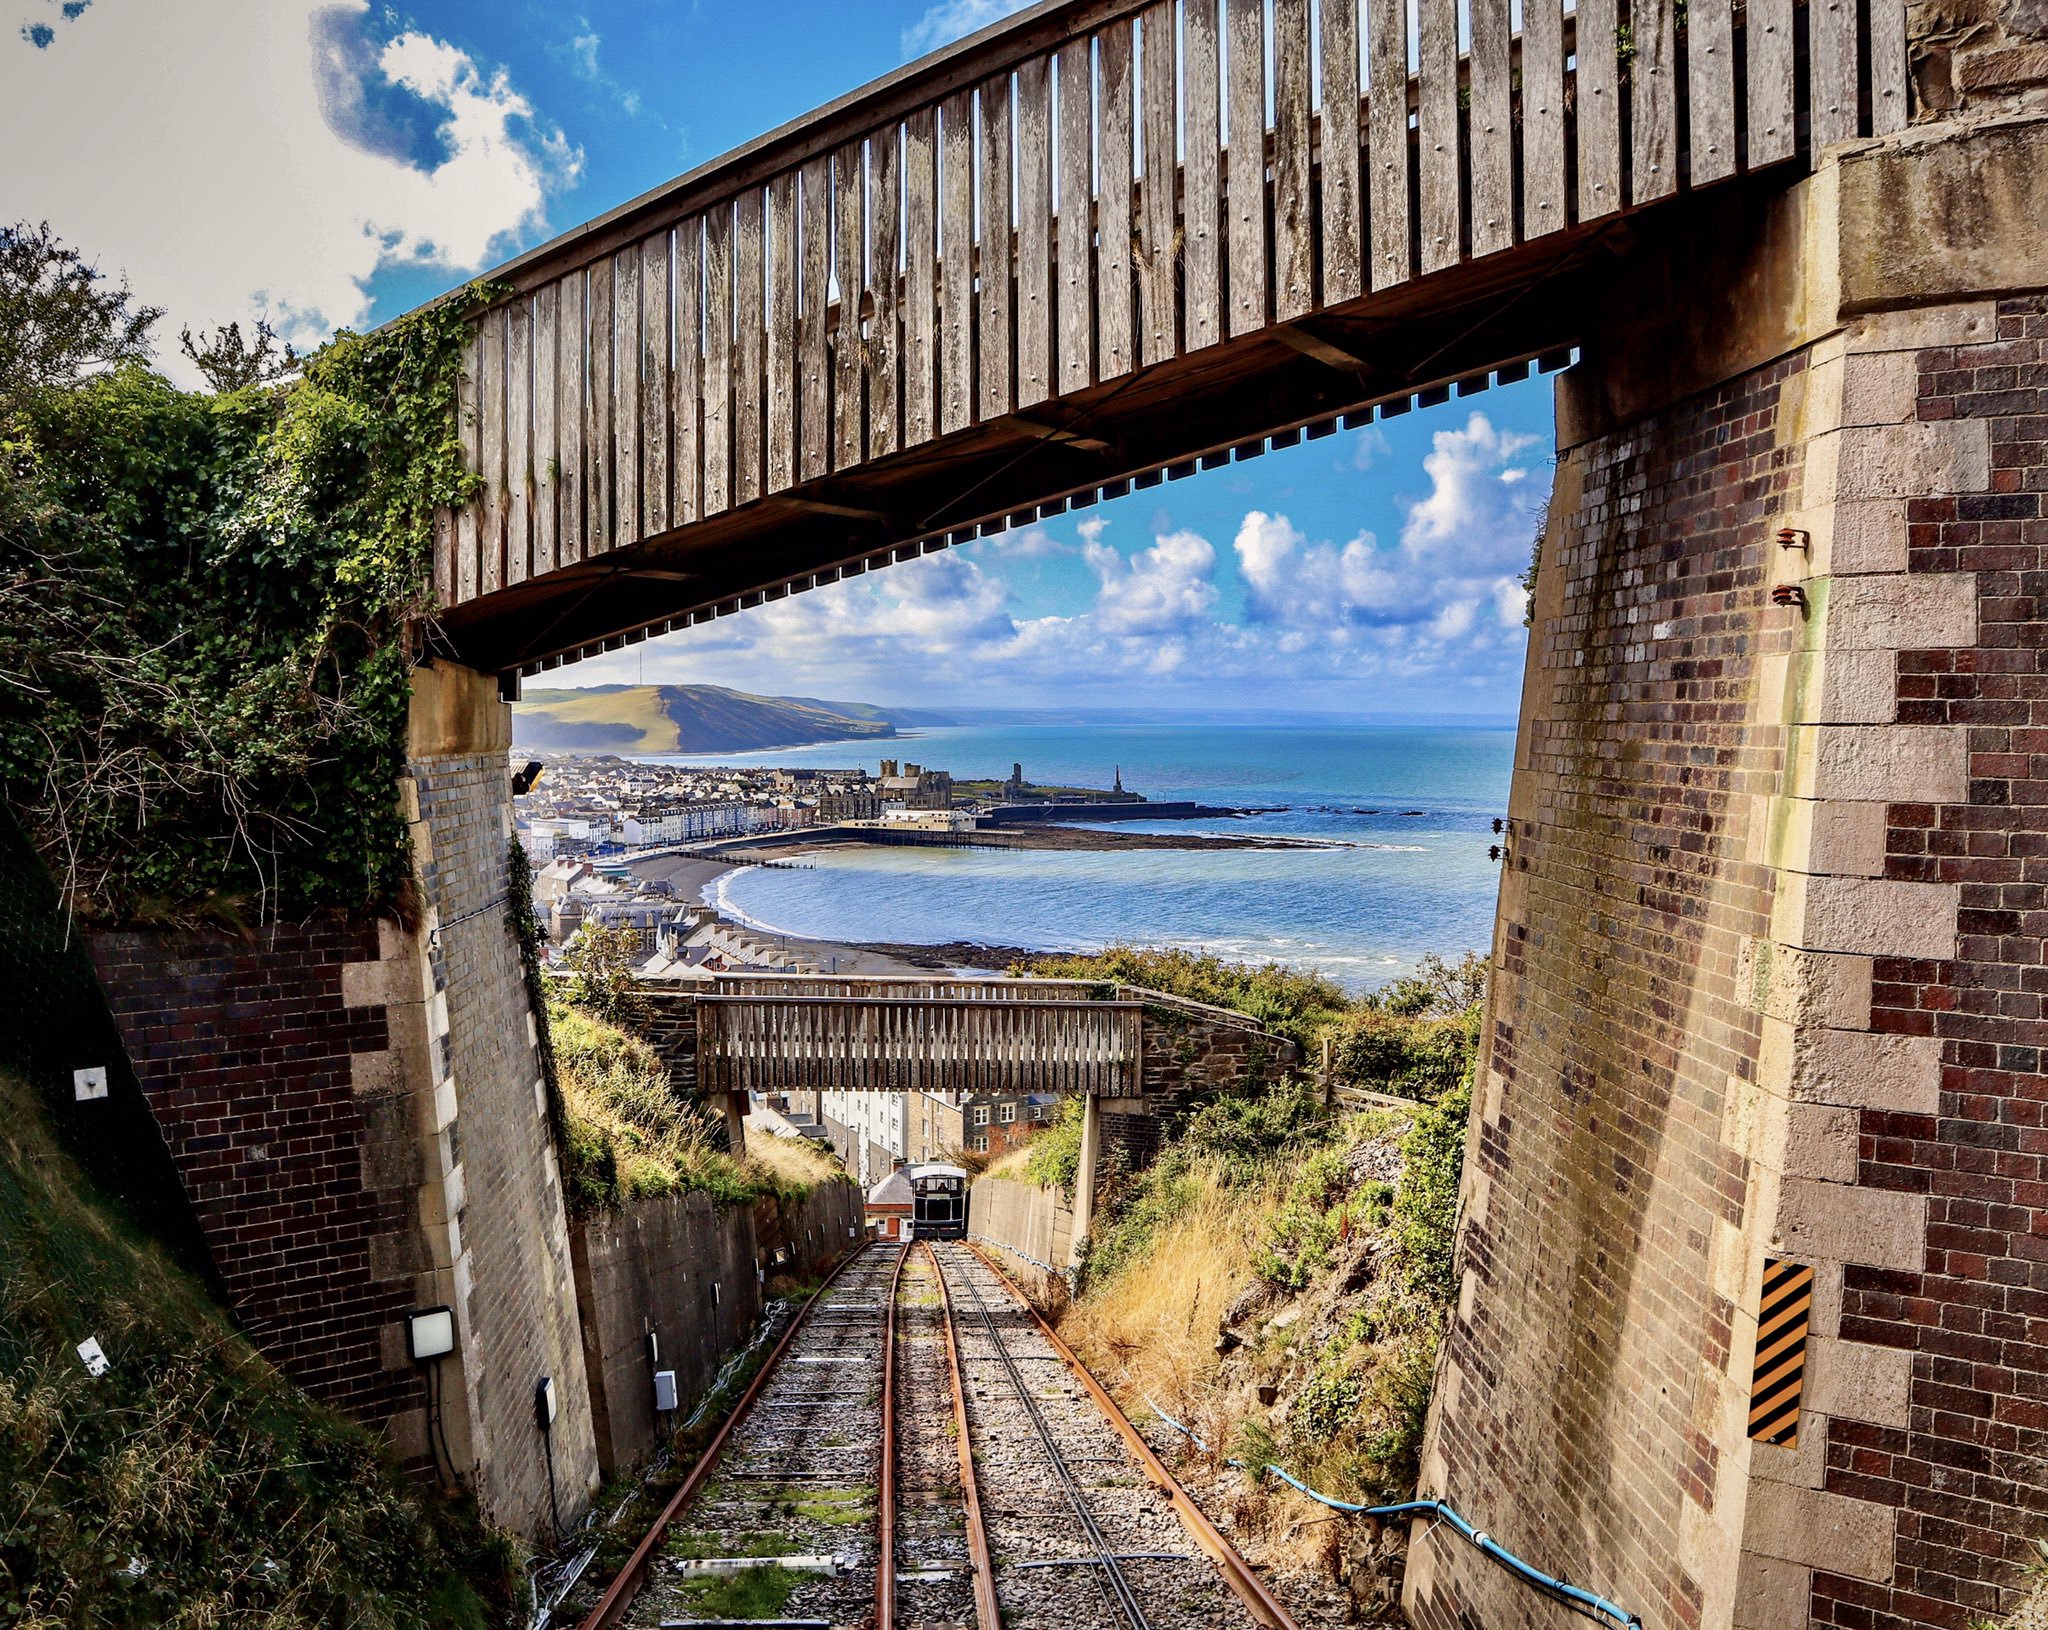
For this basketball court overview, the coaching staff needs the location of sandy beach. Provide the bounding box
[625,821,1349,976]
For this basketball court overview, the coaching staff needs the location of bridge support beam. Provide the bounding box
[1413,109,2048,1630]
[1070,1090,1103,1267]
[402,660,599,1540]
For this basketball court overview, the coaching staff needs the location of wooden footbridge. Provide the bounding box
[426,0,1906,676]
[685,972,1271,1097]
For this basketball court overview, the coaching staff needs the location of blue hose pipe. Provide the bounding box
[1140,1397,1642,1629]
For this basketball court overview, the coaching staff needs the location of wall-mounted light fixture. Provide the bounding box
[405,1306,456,1362]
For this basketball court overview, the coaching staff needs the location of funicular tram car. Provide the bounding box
[906,1163,967,1240]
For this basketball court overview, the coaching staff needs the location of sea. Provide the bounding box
[642,718,1516,994]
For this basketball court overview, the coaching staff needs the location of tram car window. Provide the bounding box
[906,1163,968,1240]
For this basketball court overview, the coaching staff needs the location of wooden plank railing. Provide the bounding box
[710,973,1109,1002]
[696,992,1144,1096]
[437,0,1908,614]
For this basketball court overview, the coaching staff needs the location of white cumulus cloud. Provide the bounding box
[1,0,578,378]
[902,0,1035,57]
[1084,524,1219,635]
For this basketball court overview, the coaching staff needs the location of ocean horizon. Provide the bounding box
[641,716,1516,992]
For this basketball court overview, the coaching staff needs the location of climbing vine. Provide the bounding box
[0,222,497,925]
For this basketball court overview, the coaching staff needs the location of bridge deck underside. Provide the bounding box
[428,0,1905,675]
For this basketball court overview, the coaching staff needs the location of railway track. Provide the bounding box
[577,1237,1295,1630]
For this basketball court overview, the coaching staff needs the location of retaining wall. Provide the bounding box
[571,1173,860,1474]
[968,1173,1075,1271]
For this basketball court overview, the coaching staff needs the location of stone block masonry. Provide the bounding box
[403,662,599,1538]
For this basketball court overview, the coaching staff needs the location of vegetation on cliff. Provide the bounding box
[0,1070,515,1629]
[548,927,843,1215]
[1007,949,1486,1617]
[0,222,485,927]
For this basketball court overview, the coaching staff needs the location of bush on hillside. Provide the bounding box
[1015,946,1350,1052]
[0,1070,515,1628]
[551,1000,841,1215]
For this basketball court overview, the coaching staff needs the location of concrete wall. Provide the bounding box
[571,1175,860,1474]
[968,1174,1075,1270]
[1413,107,2048,1630]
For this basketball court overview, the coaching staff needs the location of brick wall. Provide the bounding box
[1812,296,2048,1629]
[88,920,432,1459]
[1407,349,1806,1630]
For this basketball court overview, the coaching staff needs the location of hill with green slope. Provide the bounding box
[512,684,913,755]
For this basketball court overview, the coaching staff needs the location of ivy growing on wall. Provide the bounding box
[0,222,492,926]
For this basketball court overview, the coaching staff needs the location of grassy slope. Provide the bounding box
[0,1072,511,1630]
[512,685,899,756]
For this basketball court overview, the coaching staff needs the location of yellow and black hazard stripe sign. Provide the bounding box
[1749,1257,1815,1447]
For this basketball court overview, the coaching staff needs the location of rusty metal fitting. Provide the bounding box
[1771,583,1808,608]
[1776,527,1810,551]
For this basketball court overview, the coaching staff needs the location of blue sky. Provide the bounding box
[2,0,1554,716]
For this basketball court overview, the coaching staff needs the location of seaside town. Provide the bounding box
[521,753,1103,1181]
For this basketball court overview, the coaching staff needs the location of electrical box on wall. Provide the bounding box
[653,1370,679,1412]
[535,1375,557,1430]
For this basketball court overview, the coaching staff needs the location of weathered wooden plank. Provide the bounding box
[640,231,671,534]
[1056,38,1093,393]
[767,173,798,493]
[978,73,1015,418]
[1870,0,1908,134]
[1688,0,1736,183]
[1097,18,1136,379]
[903,106,938,448]
[869,126,902,458]
[939,89,975,433]
[1747,0,1795,166]
[1318,0,1362,305]
[453,331,480,600]
[1224,0,1266,336]
[1630,0,1677,202]
[702,203,733,517]
[1521,0,1566,237]
[833,141,867,470]
[1017,55,1056,407]
[1811,0,1858,150]
[532,281,558,577]
[673,216,702,524]
[584,263,611,553]
[477,305,505,590]
[1183,0,1224,346]
[558,271,582,558]
[1136,1,1177,362]
[1577,0,1622,219]
[1366,0,1411,287]
[612,246,640,548]
[734,187,766,505]
[1271,0,1312,319]
[797,159,832,482]
[1416,0,1459,272]
[1468,0,1513,253]
[505,299,532,585]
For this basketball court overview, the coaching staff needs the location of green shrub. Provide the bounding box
[0,223,495,926]
[1390,1081,1473,1307]
[1024,1096,1084,1196]
[1016,945,1350,1051]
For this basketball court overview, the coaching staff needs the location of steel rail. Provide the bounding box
[925,1241,1003,1630]
[574,1243,873,1630]
[942,1245,1148,1630]
[878,1241,909,1630]
[964,1244,1302,1630]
